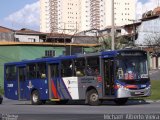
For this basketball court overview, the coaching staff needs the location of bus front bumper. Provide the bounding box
[117,86,151,98]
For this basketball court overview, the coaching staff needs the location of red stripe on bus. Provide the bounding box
[125,85,138,89]
[51,80,59,98]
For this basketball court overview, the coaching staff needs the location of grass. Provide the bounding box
[145,80,160,100]
[0,88,4,95]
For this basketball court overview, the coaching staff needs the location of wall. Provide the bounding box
[0,32,14,41]
[136,17,160,45]
[15,34,41,42]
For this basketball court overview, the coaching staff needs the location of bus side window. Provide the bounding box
[61,60,73,77]
[19,68,26,81]
[27,64,37,79]
[74,58,85,77]
[5,65,16,81]
[51,64,59,78]
[86,57,100,76]
[37,63,46,79]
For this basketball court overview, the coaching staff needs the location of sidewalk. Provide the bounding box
[128,99,160,104]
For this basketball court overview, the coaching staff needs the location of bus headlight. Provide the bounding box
[114,83,129,91]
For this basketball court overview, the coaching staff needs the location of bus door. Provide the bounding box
[103,58,115,96]
[48,62,60,99]
[17,66,27,100]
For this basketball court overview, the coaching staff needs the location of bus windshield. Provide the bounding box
[116,56,148,80]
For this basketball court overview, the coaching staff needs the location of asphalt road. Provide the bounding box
[0,98,160,120]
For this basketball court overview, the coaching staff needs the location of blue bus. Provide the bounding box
[4,49,151,106]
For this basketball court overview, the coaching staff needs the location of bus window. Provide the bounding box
[116,56,148,80]
[86,57,100,76]
[61,60,73,77]
[27,64,37,79]
[37,63,46,79]
[50,64,59,78]
[6,66,16,81]
[75,58,85,77]
[19,67,26,81]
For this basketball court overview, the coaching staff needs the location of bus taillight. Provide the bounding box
[97,76,102,82]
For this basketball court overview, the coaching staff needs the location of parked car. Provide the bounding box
[0,94,3,104]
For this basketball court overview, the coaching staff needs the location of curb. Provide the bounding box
[145,100,160,103]
[128,99,160,103]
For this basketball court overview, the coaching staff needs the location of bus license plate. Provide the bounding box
[141,85,146,88]
[135,91,143,95]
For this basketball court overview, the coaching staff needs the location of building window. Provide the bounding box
[15,38,19,42]
[45,50,55,57]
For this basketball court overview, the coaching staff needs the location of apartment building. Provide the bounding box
[40,0,50,33]
[105,0,136,27]
[40,0,135,34]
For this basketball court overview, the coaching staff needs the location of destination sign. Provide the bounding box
[119,51,145,56]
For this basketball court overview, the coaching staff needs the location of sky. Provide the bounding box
[0,0,159,31]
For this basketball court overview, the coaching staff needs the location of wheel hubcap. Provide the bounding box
[33,94,38,102]
[90,93,98,102]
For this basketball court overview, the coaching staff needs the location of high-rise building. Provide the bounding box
[40,0,136,34]
[40,0,50,33]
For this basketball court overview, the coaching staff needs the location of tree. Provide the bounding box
[96,35,134,51]
[144,33,160,54]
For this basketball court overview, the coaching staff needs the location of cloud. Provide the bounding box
[136,0,158,19]
[4,1,40,30]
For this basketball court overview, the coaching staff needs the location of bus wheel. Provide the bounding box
[87,89,100,106]
[114,98,128,105]
[31,90,42,105]
[0,99,2,104]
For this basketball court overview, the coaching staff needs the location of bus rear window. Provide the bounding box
[5,66,16,81]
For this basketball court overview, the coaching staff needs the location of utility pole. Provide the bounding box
[111,0,115,50]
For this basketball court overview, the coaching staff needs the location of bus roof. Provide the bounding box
[4,49,146,66]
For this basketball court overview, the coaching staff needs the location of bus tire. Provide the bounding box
[0,99,2,104]
[31,90,42,105]
[87,89,100,106]
[114,98,128,105]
